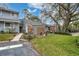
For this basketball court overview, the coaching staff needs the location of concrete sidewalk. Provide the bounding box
[71,32,79,36]
[11,33,23,41]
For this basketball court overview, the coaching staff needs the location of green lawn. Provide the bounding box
[0,34,15,41]
[32,34,79,56]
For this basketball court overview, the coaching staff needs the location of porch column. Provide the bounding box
[4,21,5,32]
[18,23,20,33]
[25,24,28,33]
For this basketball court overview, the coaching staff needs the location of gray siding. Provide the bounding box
[0,22,19,33]
[0,7,19,33]
[0,22,4,32]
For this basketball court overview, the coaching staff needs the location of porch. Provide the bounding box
[0,21,19,33]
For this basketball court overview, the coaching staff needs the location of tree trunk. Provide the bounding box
[62,19,70,32]
[56,23,61,32]
[49,14,61,32]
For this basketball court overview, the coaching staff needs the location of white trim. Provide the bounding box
[4,21,5,32]
[0,44,23,51]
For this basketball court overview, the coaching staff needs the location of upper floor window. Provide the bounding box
[0,10,18,18]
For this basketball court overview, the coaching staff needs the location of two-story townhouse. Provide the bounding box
[0,6,20,33]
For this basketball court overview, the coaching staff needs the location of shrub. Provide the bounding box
[54,32,71,35]
[24,33,28,35]
[23,34,36,41]
[0,31,4,33]
[27,35,33,41]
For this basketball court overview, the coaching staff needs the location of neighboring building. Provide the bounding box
[39,11,58,33]
[23,13,58,35]
[23,17,46,35]
[0,5,20,33]
[45,24,58,33]
[48,25,57,32]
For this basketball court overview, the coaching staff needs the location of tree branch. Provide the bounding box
[59,4,66,20]
[71,18,79,22]
[71,13,79,17]
[70,4,79,15]
[59,4,67,10]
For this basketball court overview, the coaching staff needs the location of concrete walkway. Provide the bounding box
[71,32,79,36]
[11,33,23,41]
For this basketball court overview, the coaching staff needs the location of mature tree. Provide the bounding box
[69,21,79,31]
[23,9,39,21]
[23,9,33,20]
[40,3,79,32]
[23,4,79,32]
[59,3,79,32]
[40,3,61,31]
[73,21,79,29]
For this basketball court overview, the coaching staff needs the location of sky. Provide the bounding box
[0,3,56,25]
[8,3,41,19]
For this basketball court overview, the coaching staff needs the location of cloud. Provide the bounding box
[27,9,32,12]
[27,8,37,13]
[28,3,43,10]
[32,9,37,12]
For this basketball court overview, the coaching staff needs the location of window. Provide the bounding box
[12,13,14,16]
[5,23,10,27]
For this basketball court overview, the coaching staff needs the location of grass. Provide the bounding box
[0,34,15,41]
[32,34,79,56]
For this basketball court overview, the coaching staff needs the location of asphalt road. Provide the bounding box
[0,41,39,56]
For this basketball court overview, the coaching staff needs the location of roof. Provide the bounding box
[26,19,42,26]
[0,7,19,23]
[0,18,20,23]
[31,21,42,26]
[0,7,19,14]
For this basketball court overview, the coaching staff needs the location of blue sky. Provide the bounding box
[8,3,41,19]
[7,3,55,25]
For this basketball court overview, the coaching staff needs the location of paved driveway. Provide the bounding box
[0,41,39,56]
